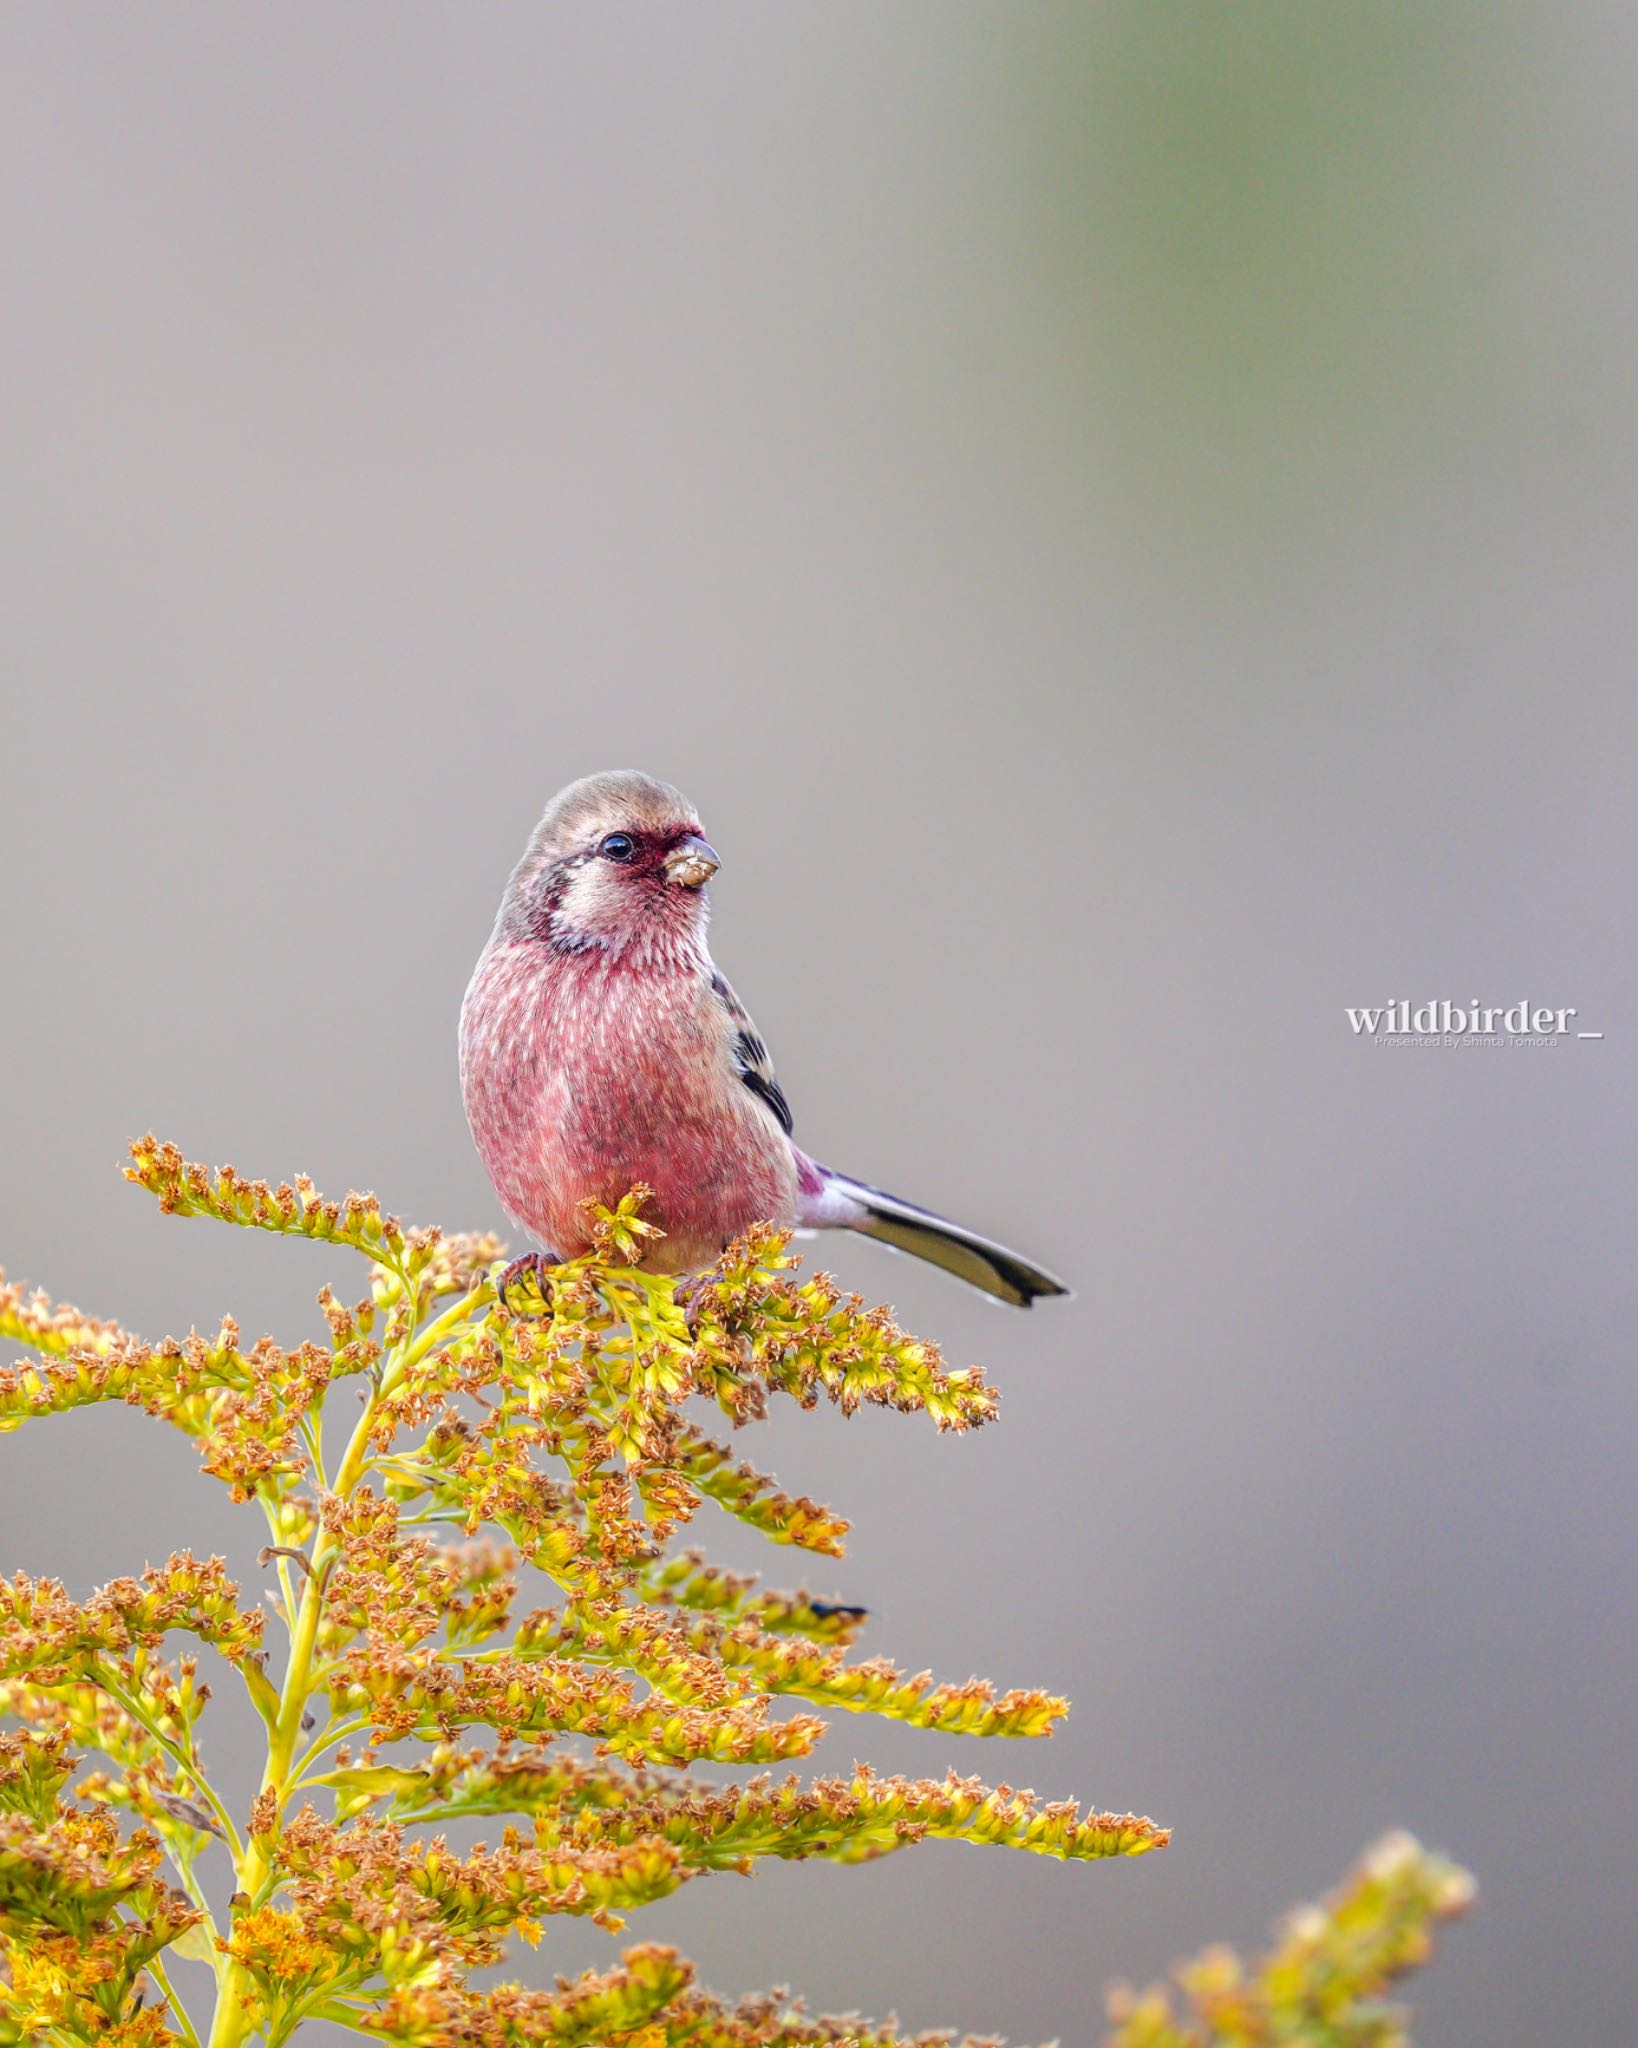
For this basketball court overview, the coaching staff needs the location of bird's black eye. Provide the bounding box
[598,832,637,862]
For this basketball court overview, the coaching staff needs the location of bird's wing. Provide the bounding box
[710,970,794,1135]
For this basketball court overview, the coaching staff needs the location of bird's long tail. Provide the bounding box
[816,1170,1070,1309]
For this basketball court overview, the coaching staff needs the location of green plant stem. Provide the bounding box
[91,1668,243,1857]
[301,2005,380,2038]
[277,1971,372,2042]
[147,1951,201,2048]
[257,1497,299,1637]
[298,1412,327,1491]
[205,1274,488,2048]
[164,1840,219,1944]
[284,1714,374,1792]
[396,1278,495,1376]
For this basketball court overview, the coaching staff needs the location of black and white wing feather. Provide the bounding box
[711,971,793,1135]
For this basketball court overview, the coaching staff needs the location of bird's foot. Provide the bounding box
[493,1251,555,1317]
[672,1273,713,1338]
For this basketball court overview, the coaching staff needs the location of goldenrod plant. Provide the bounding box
[0,1141,1467,2046]
[1106,1829,1475,2048]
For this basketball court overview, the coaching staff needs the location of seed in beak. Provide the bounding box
[663,834,719,888]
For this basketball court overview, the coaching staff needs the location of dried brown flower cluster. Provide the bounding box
[0,1141,1468,2048]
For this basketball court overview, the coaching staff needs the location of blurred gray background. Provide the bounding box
[2,5,1634,2042]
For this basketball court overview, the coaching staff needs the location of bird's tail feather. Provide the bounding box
[825,1174,1070,1308]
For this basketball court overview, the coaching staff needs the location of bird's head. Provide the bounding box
[497,770,720,963]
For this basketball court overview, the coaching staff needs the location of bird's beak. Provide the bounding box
[663,834,719,888]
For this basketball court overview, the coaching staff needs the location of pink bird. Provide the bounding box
[460,771,1068,1308]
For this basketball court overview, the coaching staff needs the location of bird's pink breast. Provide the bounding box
[460,940,798,1273]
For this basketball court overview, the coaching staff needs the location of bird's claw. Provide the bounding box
[494,1252,554,1317]
[672,1274,711,1338]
